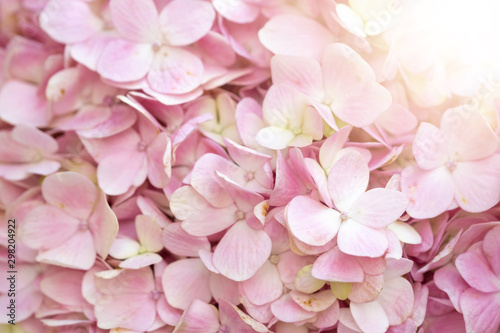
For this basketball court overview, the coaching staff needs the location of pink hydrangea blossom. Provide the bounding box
[3,0,500,331]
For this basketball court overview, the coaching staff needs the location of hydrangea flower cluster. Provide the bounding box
[1,0,500,332]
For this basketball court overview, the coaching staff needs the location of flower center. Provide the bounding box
[322,96,333,105]
[340,212,349,222]
[78,221,89,231]
[152,41,162,52]
[151,290,161,301]
[137,141,147,152]
[445,160,457,171]
[269,254,280,265]
[244,172,254,181]
[234,210,245,220]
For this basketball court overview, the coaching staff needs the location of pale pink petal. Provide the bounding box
[377,104,418,136]
[349,274,384,303]
[455,252,500,293]
[134,215,163,252]
[459,288,500,333]
[311,246,364,282]
[256,126,295,149]
[119,253,163,269]
[322,44,391,127]
[319,126,352,171]
[483,226,500,276]
[441,107,500,161]
[40,0,102,44]
[40,270,86,307]
[212,220,272,281]
[170,186,238,236]
[21,205,79,250]
[199,249,218,273]
[215,171,264,213]
[147,47,203,94]
[37,230,95,270]
[219,299,270,332]
[162,223,211,257]
[146,132,170,189]
[12,124,58,154]
[412,122,447,170]
[239,294,275,325]
[241,261,283,306]
[88,192,119,259]
[452,155,500,213]
[261,84,307,129]
[213,0,259,23]
[0,80,48,126]
[41,171,97,220]
[304,158,332,207]
[332,81,392,127]
[162,258,212,310]
[223,137,272,173]
[198,31,236,67]
[143,85,204,105]
[290,289,337,312]
[314,300,340,328]
[79,104,137,138]
[271,55,323,98]
[434,264,469,312]
[54,105,112,131]
[378,277,414,325]
[384,258,413,279]
[327,151,369,212]
[97,151,148,195]
[97,39,154,82]
[269,152,308,206]
[386,220,422,245]
[190,153,245,208]
[70,32,118,71]
[160,0,215,46]
[401,166,454,219]
[338,308,362,333]
[0,161,56,181]
[259,14,335,59]
[95,293,156,331]
[109,238,141,259]
[157,296,183,326]
[209,274,240,305]
[356,257,386,276]
[270,294,317,323]
[221,16,272,67]
[235,97,265,148]
[277,251,317,288]
[350,301,389,333]
[81,128,141,162]
[109,0,160,43]
[294,264,326,293]
[0,131,34,163]
[338,219,388,257]
[385,228,404,259]
[181,204,237,236]
[286,196,341,246]
[174,299,220,333]
[349,188,408,228]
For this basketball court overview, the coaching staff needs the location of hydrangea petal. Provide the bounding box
[162,258,212,310]
[338,219,388,257]
[212,221,272,281]
[109,0,160,43]
[327,151,369,212]
[160,0,215,46]
[286,196,341,246]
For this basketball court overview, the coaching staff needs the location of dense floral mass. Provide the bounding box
[1,0,500,332]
